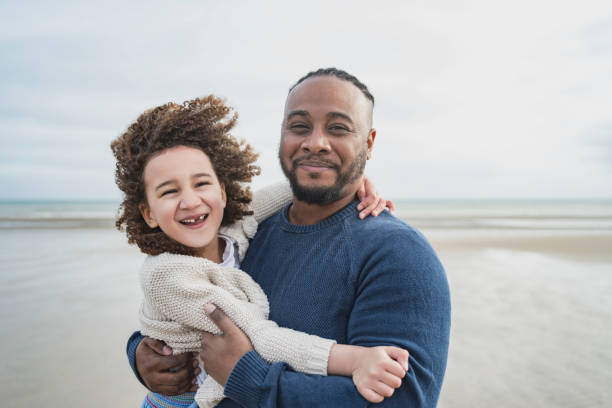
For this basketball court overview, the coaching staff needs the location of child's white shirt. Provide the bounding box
[195,233,239,386]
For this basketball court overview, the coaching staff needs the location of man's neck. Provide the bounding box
[288,190,356,226]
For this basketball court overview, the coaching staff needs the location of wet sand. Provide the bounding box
[433,231,612,407]
[0,226,610,407]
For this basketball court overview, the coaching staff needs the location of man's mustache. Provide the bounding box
[293,155,339,170]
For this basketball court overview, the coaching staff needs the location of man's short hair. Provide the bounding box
[288,67,375,106]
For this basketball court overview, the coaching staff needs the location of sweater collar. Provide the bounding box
[279,199,359,233]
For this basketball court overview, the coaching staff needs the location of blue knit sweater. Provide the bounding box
[127,200,451,407]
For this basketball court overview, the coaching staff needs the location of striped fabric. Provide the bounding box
[141,391,198,408]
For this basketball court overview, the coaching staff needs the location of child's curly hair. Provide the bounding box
[110,95,260,256]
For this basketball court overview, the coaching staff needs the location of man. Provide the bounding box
[128,68,451,407]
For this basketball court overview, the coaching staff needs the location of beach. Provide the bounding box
[0,200,611,407]
[435,234,612,407]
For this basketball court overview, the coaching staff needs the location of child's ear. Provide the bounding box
[220,184,227,209]
[139,202,159,228]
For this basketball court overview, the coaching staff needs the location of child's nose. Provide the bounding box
[179,190,201,209]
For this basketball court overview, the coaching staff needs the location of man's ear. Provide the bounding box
[139,202,158,228]
[366,128,376,160]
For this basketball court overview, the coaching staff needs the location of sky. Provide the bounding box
[1,0,611,200]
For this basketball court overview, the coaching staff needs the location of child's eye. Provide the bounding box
[160,189,177,197]
[195,181,210,188]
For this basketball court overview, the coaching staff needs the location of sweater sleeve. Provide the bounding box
[221,181,292,261]
[142,254,335,375]
[250,181,293,224]
[242,316,335,376]
[224,228,451,408]
[126,331,146,386]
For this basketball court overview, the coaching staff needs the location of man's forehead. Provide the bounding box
[284,76,372,117]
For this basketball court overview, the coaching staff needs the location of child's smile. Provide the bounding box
[179,213,208,227]
[139,145,227,262]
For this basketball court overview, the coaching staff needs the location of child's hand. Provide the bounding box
[356,175,395,219]
[352,346,409,403]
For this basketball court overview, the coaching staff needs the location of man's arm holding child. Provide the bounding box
[202,303,409,403]
[203,228,451,408]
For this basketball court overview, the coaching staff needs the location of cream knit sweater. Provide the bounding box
[138,182,336,408]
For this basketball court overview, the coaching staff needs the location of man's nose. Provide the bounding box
[179,189,201,209]
[301,127,331,153]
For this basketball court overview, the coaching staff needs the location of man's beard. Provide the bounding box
[280,147,367,206]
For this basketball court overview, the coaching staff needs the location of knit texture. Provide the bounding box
[141,391,197,407]
[218,200,451,408]
[138,181,336,408]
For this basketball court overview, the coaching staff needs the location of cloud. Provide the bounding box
[1,1,611,199]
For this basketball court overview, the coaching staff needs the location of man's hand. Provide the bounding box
[135,337,199,395]
[201,304,254,387]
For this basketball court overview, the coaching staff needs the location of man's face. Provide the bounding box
[279,76,375,205]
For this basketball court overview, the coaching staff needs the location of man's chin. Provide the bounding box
[294,178,335,191]
[289,180,345,206]
[292,171,337,187]
[295,168,335,181]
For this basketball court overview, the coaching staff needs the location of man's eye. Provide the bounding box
[290,123,309,131]
[329,125,349,133]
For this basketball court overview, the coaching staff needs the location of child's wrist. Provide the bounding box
[348,346,364,374]
[328,344,362,376]
[327,344,365,377]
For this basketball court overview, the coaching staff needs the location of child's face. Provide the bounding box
[139,145,226,259]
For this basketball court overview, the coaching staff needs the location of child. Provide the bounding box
[111,96,408,408]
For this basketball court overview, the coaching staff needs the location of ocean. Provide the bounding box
[3,198,612,231]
